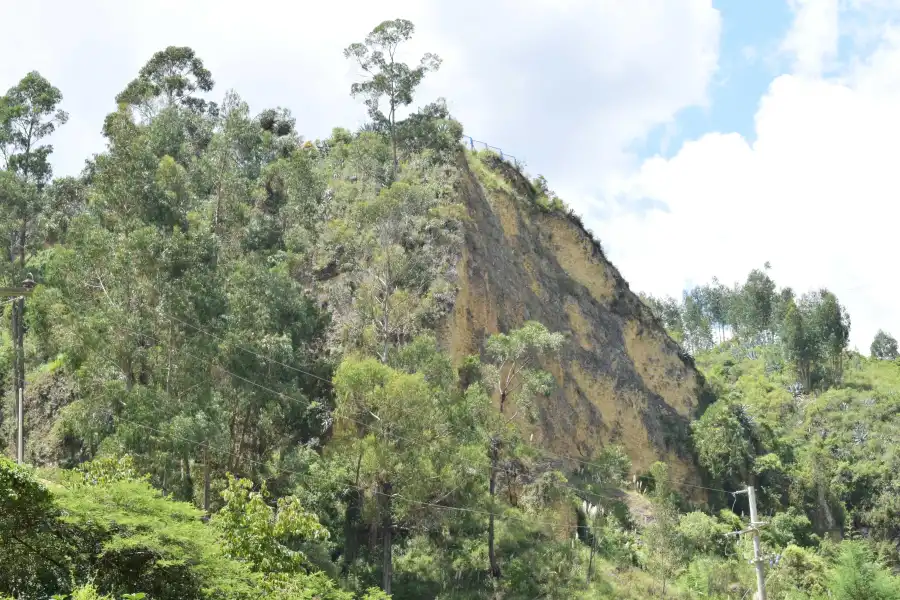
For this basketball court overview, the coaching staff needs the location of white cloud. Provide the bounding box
[596,2,900,353]
[0,0,720,187]
[781,0,841,76]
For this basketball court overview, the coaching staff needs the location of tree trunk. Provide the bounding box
[226,410,237,472]
[344,450,365,569]
[488,437,501,578]
[391,132,398,178]
[166,323,173,395]
[389,101,398,178]
[379,251,392,364]
[488,388,508,579]
[344,488,362,569]
[19,216,26,266]
[203,447,211,515]
[124,355,134,393]
[819,480,836,533]
[587,532,596,584]
[182,454,193,501]
[368,519,378,554]
[234,405,252,469]
[381,480,393,595]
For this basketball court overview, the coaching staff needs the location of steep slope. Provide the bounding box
[442,152,710,486]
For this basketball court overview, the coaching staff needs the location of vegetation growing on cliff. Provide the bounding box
[3,16,900,600]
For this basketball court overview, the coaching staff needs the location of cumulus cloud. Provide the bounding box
[430,0,721,188]
[781,0,840,76]
[596,1,900,352]
[0,0,720,188]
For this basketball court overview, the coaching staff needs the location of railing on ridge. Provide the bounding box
[462,135,519,165]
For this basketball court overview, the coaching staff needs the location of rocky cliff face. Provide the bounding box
[441,152,709,486]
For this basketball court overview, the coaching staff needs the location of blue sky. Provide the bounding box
[628,0,795,297]
[639,0,795,159]
[597,0,900,354]
[1,0,899,352]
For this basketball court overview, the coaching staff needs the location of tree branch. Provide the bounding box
[10,532,69,574]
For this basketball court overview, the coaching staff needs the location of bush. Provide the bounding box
[828,541,900,600]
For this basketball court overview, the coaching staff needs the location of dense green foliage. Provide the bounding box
[640,266,900,597]
[3,18,900,600]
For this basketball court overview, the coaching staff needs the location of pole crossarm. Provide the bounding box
[0,287,32,297]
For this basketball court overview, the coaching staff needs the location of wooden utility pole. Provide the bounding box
[2,275,36,464]
[729,486,768,600]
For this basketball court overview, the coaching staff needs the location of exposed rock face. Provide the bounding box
[442,153,710,487]
[2,368,80,466]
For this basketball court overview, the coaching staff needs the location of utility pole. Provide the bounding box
[586,525,597,585]
[582,500,600,585]
[203,445,211,514]
[2,275,36,464]
[728,486,768,600]
[747,486,767,600]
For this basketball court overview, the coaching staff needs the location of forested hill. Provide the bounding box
[3,18,900,600]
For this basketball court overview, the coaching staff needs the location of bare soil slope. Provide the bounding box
[442,153,710,487]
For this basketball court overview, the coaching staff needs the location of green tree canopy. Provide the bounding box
[870,329,898,360]
[344,19,441,176]
[0,71,68,185]
[116,46,215,116]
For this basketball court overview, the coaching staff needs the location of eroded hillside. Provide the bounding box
[445,152,710,485]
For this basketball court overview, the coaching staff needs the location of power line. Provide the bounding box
[359,398,732,496]
[95,336,629,509]
[156,310,333,386]
[323,386,732,496]
[152,307,728,494]
[512,429,732,495]
[101,406,583,535]
[91,268,734,498]
[112,293,735,497]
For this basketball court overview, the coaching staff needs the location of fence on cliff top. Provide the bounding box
[463,135,520,166]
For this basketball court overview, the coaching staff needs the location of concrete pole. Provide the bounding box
[747,486,767,600]
[17,388,24,464]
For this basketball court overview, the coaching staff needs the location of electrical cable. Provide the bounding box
[129,301,736,496]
